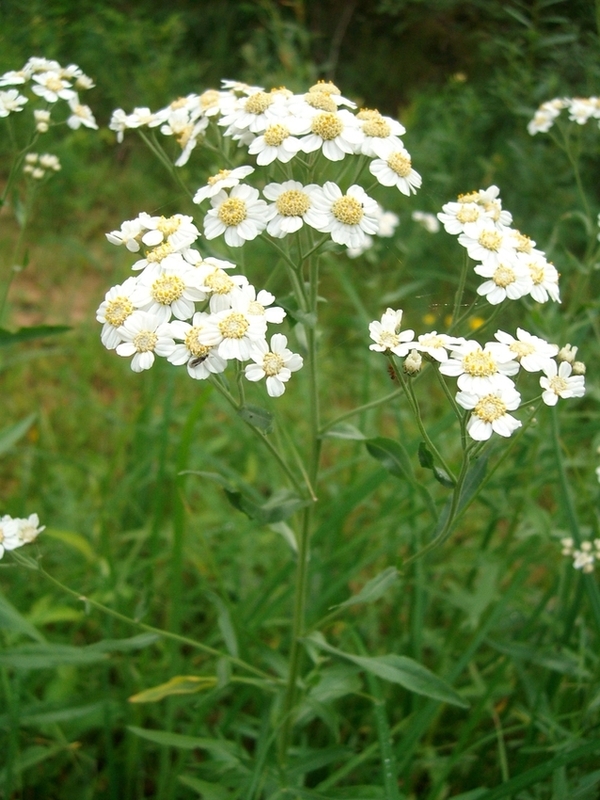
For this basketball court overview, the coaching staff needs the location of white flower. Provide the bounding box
[310,182,380,249]
[456,386,522,441]
[527,99,566,135]
[244,334,303,397]
[66,96,98,130]
[219,89,289,135]
[474,257,532,305]
[540,360,585,406]
[369,308,415,357]
[369,149,422,196]
[235,284,286,324]
[410,331,466,363]
[34,108,51,132]
[357,109,405,158]
[519,253,560,303]
[573,543,595,573]
[300,109,362,161]
[164,313,228,379]
[140,214,200,251]
[247,117,311,164]
[197,300,268,361]
[16,514,45,544]
[131,265,206,323]
[557,343,578,364]
[263,180,324,238]
[0,69,29,87]
[193,166,255,204]
[115,311,175,372]
[568,97,597,125]
[109,109,130,143]
[106,218,145,252]
[493,329,558,372]
[412,211,440,233]
[31,70,75,102]
[0,514,44,558]
[0,88,28,117]
[437,201,486,235]
[458,224,516,267]
[194,258,248,312]
[204,185,271,247]
[97,277,139,349]
[439,340,519,394]
[375,207,399,237]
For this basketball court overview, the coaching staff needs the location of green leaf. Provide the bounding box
[206,592,239,657]
[129,675,218,703]
[0,643,108,669]
[0,413,36,457]
[0,592,45,642]
[237,404,274,433]
[0,325,71,347]
[43,528,96,562]
[418,442,454,487]
[178,774,231,799]
[332,567,398,610]
[457,453,489,514]
[127,726,241,763]
[323,423,366,441]
[418,441,434,469]
[0,744,65,783]
[86,632,160,653]
[0,701,108,728]
[366,437,414,481]
[224,488,307,524]
[304,633,468,708]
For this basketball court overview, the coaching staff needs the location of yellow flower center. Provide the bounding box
[218,198,247,227]
[248,300,265,316]
[419,334,445,349]
[219,311,249,340]
[484,201,501,221]
[205,270,234,294]
[513,233,533,253]
[305,92,337,112]
[157,216,181,236]
[549,375,569,394]
[387,152,412,177]
[357,108,381,121]
[311,112,343,140]
[362,117,391,138]
[46,76,63,92]
[379,331,400,349]
[510,341,535,358]
[170,97,188,110]
[151,274,185,305]
[146,243,174,262]
[309,80,340,95]
[245,91,274,114]
[528,263,545,284]
[478,230,502,252]
[133,330,158,352]
[276,189,311,217]
[105,297,134,327]
[263,352,285,376]
[200,89,220,109]
[474,394,507,422]
[456,205,479,223]
[184,327,210,358]
[176,123,194,148]
[263,124,290,147]
[463,349,497,377]
[492,264,516,287]
[332,196,364,226]
[458,191,479,203]
[208,169,231,186]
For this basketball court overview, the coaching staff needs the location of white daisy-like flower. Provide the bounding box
[236,284,286,324]
[493,329,558,373]
[219,89,288,135]
[164,313,228,379]
[175,117,209,167]
[410,331,467,363]
[197,299,268,361]
[519,253,561,303]
[263,180,324,238]
[369,149,422,196]
[437,201,486,235]
[15,514,45,544]
[131,265,207,323]
[0,516,22,558]
[474,257,532,305]
[204,185,271,247]
[527,98,566,135]
[195,258,249,312]
[106,217,145,252]
[540,361,585,406]
[439,340,519,394]
[458,223,516,267]
[476,186,512,228]
[193,166,255,204]
[244,334,303,397]
[26,57,61,74]
[306,80,356,108]
[508,229,540,256]
[568,97,597,125]
[131,244,190,274]
[31,70,75,102]
[310,182,380,249]
[0,88,28,116]
[128,106,168,129]
[139,214,200,251]
[369,308,415,357]
[0,69,29,87]
[109,109,130,143]
[115,311,175,372]
[412,211,440,233]
[97,277,139,349]
[66,96,98,130]
[300,109,362,161]
[357,109,406,158]
[456,386,522,441]
[247,117,311,164]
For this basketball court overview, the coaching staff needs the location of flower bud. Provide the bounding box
[572,361,586,375]
[403,349,422,375]
[558,343,577,363]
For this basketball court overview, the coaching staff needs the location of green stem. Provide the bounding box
[451,251,471,325]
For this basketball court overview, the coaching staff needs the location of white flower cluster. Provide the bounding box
[0,57,97,131]
[438,185,560,306]
[0,513,44,559]
[110,79,421,189]
[23,152,61,180]
[369,309,585,441]
[527,96,600,135]
[561,537,600,574]
[99,213,302,396]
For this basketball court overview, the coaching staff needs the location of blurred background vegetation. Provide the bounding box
[2,1,600,797]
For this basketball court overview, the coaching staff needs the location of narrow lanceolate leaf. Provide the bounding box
[303,632,468,708]
[418,441,454,488]
[0,592,45,642]
[0,325,71,347]
[0,643,109,669]
[237,403,274,433]
[224,488,307,525]
[322,423,366,441]
[127,726,241,763]
[0,413,36,457]
[86,632,161,653]
[178,774,231,799]
[332,567,399,610]
[129,675,218,703]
